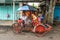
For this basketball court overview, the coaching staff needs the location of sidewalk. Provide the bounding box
[0,20,13,26]
[0,21,60,40]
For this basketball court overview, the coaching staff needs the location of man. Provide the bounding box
[20,13,27,28]
[31,13,52,37]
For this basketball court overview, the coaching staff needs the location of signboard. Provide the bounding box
[5,0,12,2]
[14,0,43,2]
[0,0,5,3]
[0,0,43,3]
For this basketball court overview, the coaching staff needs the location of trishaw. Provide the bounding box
[12,5,52,36]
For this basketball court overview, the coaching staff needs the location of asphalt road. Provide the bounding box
[0,26,60,40]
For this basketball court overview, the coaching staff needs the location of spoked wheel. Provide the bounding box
[12,23,22,33]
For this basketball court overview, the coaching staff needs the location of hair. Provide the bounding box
[19,18,21,20]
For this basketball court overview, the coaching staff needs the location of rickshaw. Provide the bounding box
[12,5,52,36]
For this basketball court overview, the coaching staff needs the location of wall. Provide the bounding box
[0,5,19,20]
[54,6,60,21]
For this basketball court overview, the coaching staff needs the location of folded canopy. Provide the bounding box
[17,5,37,11]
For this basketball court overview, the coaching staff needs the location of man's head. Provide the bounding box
[22,12,25,16]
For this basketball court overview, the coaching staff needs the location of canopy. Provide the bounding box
[17,5,37,11]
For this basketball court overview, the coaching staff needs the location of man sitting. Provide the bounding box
[31,13,52,37]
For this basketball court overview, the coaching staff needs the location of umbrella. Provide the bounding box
[17,5,37,11]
